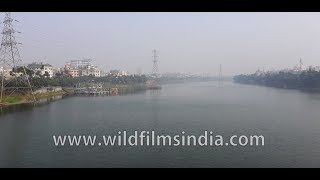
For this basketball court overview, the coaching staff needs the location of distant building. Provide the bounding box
[43,64,54,77]
[0,67,12,78]
[81,65,101,77]
[110,70,129,76]
[94,69,101,77]
[64,59,102,77]
[120,70,129,76]
[68,69,80,77]
[99,70,107,77]
[27,62,43,72]
[110,70,120,76]
[69,59,92,69]
[64,62,71,70]
[27,62,54,78]
[52,67,62,76]
[0,66,24,79]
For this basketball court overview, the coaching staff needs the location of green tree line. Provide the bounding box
[30,75,148,88]
[2,67,148,89]
[233,68,320,91]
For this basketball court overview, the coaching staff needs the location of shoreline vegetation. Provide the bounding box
[0,84,149,107]
[0,75,223,107]
[233,68,320,93]
[0,85,148,107]
[0,75,152,107]
[0,90,67,107]
[29,75,148,88]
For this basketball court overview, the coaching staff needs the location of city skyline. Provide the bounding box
[3,12,320,75]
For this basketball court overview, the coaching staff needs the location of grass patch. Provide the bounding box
[2,96,23,104]
[0,90,66,106]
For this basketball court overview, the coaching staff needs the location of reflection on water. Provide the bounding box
[0,95,64,117]
[0,90,147,117]
[149,89,161,129]
[118,89,148,96]
[1,81,320,167]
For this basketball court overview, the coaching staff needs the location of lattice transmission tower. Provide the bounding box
[218,64,223,86]
[152,49,159,78]
[0,12,35,103]
[299,57,303,72]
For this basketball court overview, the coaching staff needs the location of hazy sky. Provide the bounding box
[3,12,320,75]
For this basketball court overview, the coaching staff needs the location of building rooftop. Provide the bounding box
[27,62,52,70]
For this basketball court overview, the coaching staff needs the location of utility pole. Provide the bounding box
[0,12,35,103]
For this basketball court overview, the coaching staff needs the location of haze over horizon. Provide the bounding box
[3,12,320,76]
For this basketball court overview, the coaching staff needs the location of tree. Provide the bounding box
[16,66,35,77]
[28,74,148,89]
[55,72,62,77]
[35,71,42,77]
[234,69,320,91]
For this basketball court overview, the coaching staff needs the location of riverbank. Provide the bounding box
[0,83,156,107]
[233,70,320,93]
[0,90,67,107]
[234,81,320,94]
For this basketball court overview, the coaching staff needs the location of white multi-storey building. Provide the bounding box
[0,66,21,78]
[64,59,102,77]
[81,65,101,77]
[42,64,54,77]
[27,62,54,78]
[312,66,320,72]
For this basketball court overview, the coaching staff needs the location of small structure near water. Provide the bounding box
[110,88,118,95]
[33,86,63,94]
[74,87,118,96]
[146,79,162,90]
[33,88,48,94]
[74,88,109,96]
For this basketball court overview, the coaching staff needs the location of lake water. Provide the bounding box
[1,81,320,168]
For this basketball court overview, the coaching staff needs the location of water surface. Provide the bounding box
[1,81,320,167]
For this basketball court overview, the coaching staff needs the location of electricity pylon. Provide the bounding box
[152,49,159,78]
[218,64,223,86]
[0,12,35,103]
